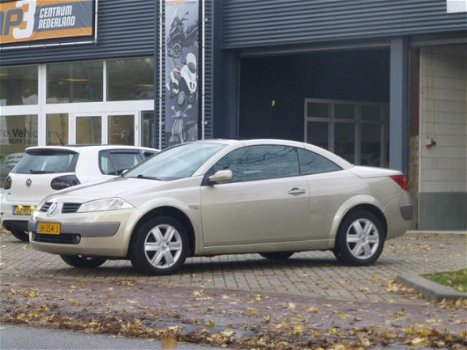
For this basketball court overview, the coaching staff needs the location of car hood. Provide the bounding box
[42,176,201,205]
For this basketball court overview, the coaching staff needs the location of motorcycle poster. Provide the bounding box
[165,0,199,147]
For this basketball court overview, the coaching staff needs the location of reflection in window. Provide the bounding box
[47,114,68,145]
[211,145,299,182]
[0,66,38,106]
[76,116,101,144]
[107,58,154,101]
[108,115,134,145]
[297,149,341,175]
[0,115,38,185]
[47,61,103,103]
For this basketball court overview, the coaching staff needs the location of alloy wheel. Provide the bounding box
[144,224,182,269]
[345,218,380,260]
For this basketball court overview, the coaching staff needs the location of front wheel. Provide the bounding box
[130,216,188,275]
[333,210,385,266]
[61,255,107,268]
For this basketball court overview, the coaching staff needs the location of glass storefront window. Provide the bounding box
[142,111,155,148]
[107,58,154,101]
[0,66,38,106]
[306,99,388,166]
[108,115,134,145]
[47,61,103,103]
[0,115,38,185]
[361,104,382,121]
[76,116,101,144]
[334,123,355,163]
[306,102,329,118]
[335,104,355,119]
[47,114,68,145]
[306,122,328,149]
[361,123,382,166]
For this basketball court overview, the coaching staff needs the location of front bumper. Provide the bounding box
[29,208,137,258]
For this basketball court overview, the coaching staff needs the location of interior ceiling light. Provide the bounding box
[62,78,89,82]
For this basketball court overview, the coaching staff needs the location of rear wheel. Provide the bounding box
[61,255,107,268]
[10,229,29,242]
[260,252,294,261]
[130,216,188,275]
[333,210,385,266]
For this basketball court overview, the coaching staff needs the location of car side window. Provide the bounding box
[209,145,299,182]
[99,151,143,175]
[297,148,341,175]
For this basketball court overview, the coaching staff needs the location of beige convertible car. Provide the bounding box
[29,139,413,275]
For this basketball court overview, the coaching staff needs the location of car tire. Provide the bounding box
[10,229,29,242]
[60,255,107,268]
[259,252,294,261]
[333,210,385,266]
[130,216,188,275]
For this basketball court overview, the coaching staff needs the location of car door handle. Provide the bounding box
[287,187,306,196]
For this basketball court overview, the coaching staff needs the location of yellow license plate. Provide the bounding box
[37,222,61,235]
[13,205,36,216]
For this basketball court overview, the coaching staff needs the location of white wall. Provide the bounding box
[419,44,467,193]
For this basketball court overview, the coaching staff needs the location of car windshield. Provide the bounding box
[124,142,225,181]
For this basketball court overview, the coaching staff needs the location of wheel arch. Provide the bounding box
[129,206,196,257]
[330,196,388,243]
[337,204,388,240]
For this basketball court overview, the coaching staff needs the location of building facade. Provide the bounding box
[1,0,466,230]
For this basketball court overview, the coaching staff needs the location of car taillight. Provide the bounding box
[51,175,81,190]
[4,176,12,190]
[391,175,409,192]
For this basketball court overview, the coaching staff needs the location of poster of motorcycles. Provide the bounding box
[165,0,199,146]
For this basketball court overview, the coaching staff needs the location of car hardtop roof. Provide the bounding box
[191,138,304,146]
[192,138,351,168]
[25,145,157,152]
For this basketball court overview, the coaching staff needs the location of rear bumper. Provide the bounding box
[1,199,37,227]
[2,220,28,233]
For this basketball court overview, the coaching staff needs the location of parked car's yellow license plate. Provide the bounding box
[13,205,36,215]
[37,222,61,235]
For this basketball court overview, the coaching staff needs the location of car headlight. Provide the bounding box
[77,197,133,213]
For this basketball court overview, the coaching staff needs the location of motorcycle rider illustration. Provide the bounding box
[167,53,197,107]
[168,104,198,146]
[167,10,199,58]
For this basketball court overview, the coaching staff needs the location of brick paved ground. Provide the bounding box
[1,230,465,304]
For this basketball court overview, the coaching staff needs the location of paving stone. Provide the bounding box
[1,231,465,305]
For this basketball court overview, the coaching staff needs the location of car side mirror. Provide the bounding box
[208,170,233,185]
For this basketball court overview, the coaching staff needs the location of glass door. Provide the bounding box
[70,112,139,145]
[107,114,135,145]
[74,115,102,144]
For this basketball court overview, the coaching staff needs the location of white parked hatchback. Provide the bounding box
[1,145,158,241]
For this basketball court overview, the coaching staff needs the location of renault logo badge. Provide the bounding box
[47,202,58,216]
[26,178,32,187]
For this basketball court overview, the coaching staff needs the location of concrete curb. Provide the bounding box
[397,273,467,302]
